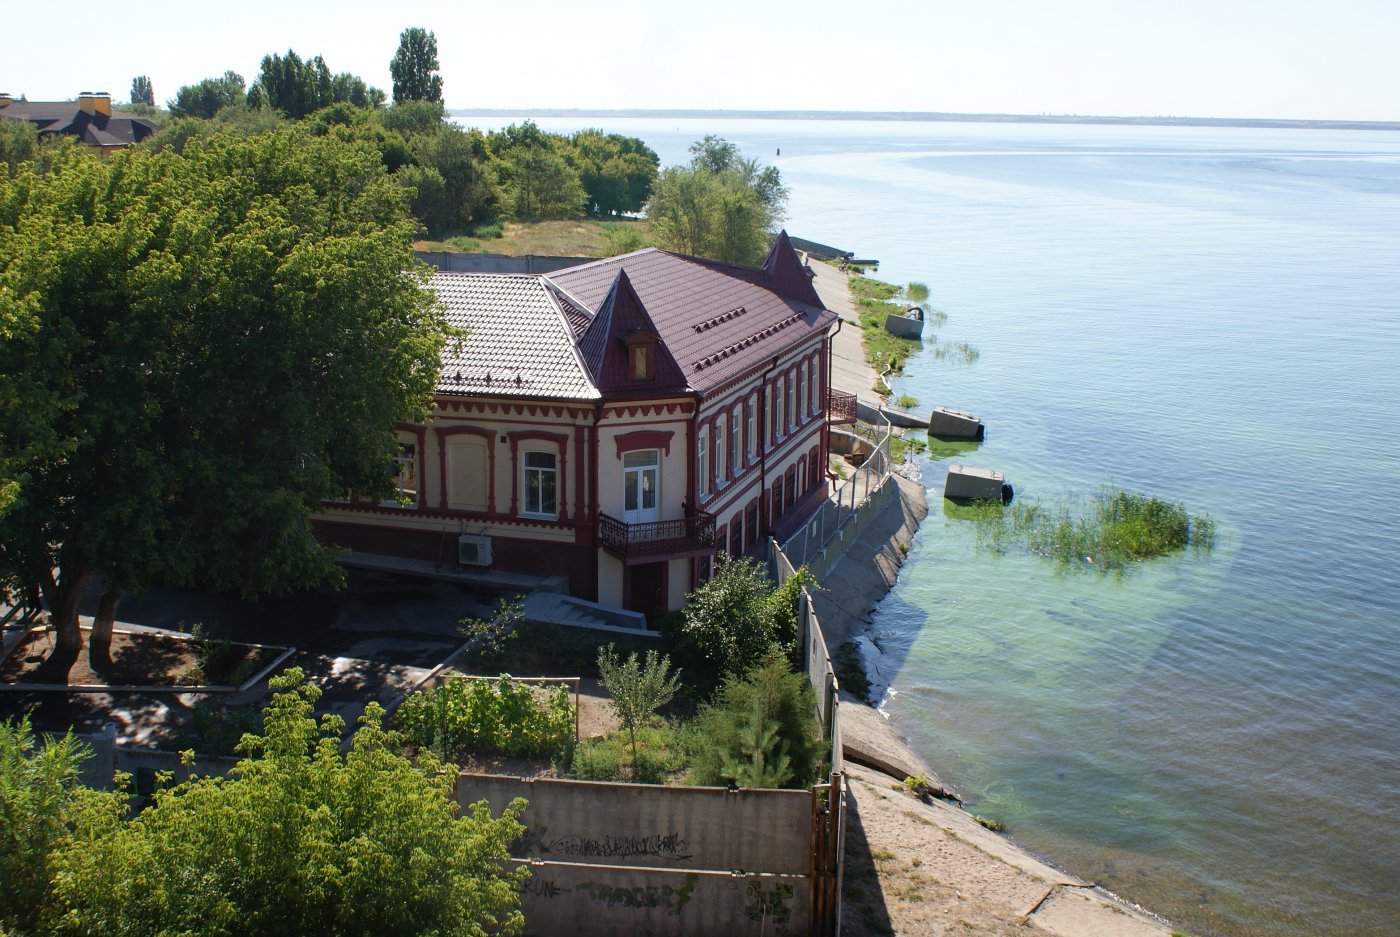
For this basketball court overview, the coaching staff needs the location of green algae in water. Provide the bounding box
[963,487,1216,572]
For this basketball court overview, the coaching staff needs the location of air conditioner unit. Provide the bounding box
[458,533,492,567]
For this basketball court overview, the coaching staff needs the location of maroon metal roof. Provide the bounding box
[546,238,836,396]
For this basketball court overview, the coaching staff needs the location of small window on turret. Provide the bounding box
[631,343,650,380]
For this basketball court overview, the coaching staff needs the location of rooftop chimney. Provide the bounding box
[77,91,112,117]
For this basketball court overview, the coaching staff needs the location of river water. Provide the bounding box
[462,114,1400,936]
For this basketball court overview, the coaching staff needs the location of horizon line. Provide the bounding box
[445,107,1400,131]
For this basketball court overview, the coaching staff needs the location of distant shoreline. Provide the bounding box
[448,107,1400,133]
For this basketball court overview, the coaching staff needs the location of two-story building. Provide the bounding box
[313,233,840,616]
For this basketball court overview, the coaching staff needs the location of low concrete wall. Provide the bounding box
[415,251,594,274]
[517,861,810,937]
[459,774,814,874]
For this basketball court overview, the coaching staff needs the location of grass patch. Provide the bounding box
[888,433,927,463]
[894,393,919,411]
[457,617,656,681]
[568,723,686,784]
[967,487,1217,572]
[416,218,652,258]
[849,274,921,374]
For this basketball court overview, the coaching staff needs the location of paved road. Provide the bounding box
[809,260,881,404]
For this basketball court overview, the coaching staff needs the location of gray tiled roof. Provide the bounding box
[432,273,599,401]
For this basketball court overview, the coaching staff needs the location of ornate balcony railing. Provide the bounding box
[828,389,857,425]
[598,510,716,561]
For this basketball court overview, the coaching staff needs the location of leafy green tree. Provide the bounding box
[596,644,681,780]
[569,129,659,216]
[410,125,499,232]
[645,136,788,265]
[0,118,39,177]
[129,75,154,107]
[330,71,386,109]
[680,555,782,677]
[0,128,447,679]
[248,49,334,119]
[496,144,585,220]
[687,652,825,789]
[381,99,446,135]
[52,669,529,936]
[168,70,245,119]
[391,27,444,104]
[0,718,122,934]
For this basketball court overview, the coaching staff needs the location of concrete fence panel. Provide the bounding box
[459,774,815,874]
[517,861,810,937]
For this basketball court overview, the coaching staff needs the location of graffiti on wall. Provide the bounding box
[543,831,695,863]
[571,874,699,916]
[744,881,794,924]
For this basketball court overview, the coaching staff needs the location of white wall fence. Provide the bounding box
[777,414,894,582]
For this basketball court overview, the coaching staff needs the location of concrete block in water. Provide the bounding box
[928,406,985,439]
[945,464,1010,501]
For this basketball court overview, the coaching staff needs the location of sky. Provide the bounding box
[4,0,1397,121]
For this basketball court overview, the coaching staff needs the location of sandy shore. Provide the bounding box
[810,260,1172,935]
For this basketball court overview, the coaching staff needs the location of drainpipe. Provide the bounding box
[684,390,706,589]
[824,318,843,482]
[758,354,781,537]
[589,401,602,600]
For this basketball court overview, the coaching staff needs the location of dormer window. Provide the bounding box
[625,333,656,381]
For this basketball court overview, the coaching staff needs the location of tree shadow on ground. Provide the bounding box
[840,782,897,937]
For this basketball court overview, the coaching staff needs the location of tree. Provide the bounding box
[248,49,334,119]
[391,27,444,104]
[687,652,825,789]
[330,72,386,109]
[51,669,529,936]
[680,555,781,677]
[596,644,681,780]
[129,75,154,107]
[496,144,586,220]
[645,136,788,265]
[0,118,39,177]
[569,129,659,216]
[0,128,448,679]
[168,70,245,119]
[409,125,499,232]
[0,717,121,934]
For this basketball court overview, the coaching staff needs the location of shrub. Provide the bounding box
[470,221,504,239]
[596,644,680,780]
[681,556,813,678]
[571,724,685,784]
[396,672,574,760]
[686,653,826,789]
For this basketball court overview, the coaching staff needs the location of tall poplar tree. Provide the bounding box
[390,27,444,104]
[129,75,154,107]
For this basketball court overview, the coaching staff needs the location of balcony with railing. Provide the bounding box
[828,389,857,424]
[598,509,716,563]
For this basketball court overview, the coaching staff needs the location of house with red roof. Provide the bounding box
[313,232,841,617]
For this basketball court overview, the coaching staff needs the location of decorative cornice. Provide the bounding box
[614,430,675,459]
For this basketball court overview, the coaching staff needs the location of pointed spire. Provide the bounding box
[762,230,823,307]
[576,269,685,390]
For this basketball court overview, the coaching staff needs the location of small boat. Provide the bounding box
[884,305,925,339]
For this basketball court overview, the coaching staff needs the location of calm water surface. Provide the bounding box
[467,114,1400,936]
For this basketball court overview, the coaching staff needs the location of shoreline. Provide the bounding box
[813,264,1173,935]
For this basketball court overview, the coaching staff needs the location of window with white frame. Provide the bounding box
[786,372,796,430]
[698,425,710,498]
[730,409,742,474]
[808,356,819,415]
[775,376,785,440]
[385,440,418,508]
[746,394,757,461]
[522,450,557,516]
[714,418,727,488]
[799,362,809,424]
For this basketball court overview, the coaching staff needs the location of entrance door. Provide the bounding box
[622,450,659,525]
[630,561,667,619]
